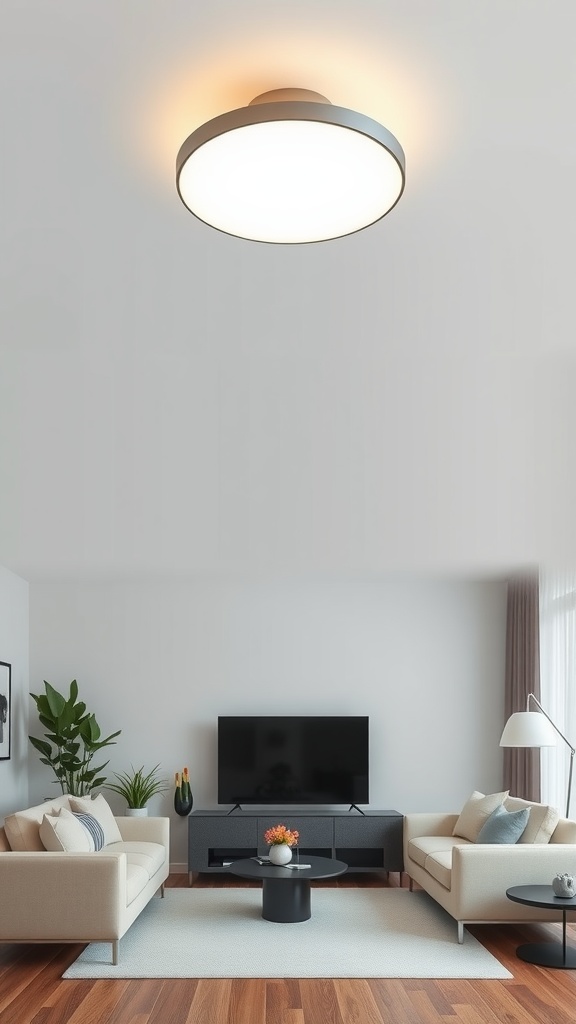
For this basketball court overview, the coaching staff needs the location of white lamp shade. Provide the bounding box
[499,711,558,748]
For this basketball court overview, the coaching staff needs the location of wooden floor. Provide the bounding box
[2,872,576,1023]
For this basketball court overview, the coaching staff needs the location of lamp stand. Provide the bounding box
[526,694,575,818]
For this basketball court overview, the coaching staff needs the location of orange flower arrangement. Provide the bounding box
[264,823,299,847]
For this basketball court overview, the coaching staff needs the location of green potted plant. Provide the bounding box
[29,680,121,796]
[105,764,169,815]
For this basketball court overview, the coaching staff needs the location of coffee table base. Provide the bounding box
[516,941,576,969]
[262,878,311,923]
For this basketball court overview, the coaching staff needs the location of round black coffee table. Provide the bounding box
[506,884,576,968]
[229,854,348,922]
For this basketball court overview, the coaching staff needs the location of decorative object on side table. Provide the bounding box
[553,873,576,898]
[29,679,121,795]
[0,661,11,761]
[174,766,193,816]
[264,823,300,865]
[106,764,169,815]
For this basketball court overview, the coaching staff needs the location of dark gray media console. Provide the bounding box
[188,809,404,884]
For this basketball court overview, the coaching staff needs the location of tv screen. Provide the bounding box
[218,716,369,805]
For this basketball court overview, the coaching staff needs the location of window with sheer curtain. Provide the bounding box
[539,569,576,816]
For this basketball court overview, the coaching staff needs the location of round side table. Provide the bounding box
[506,884,576,968]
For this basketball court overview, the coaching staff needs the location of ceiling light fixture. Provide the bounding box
[176,88,405,244]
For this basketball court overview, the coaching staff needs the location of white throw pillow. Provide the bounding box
[39,807,94,852]
[452,790,509,842]
[3,795,72,851]
[69,794,123,845]
[504,796,560,844]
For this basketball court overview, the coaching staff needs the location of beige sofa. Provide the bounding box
[404,795,576,943]
[0,794,170,964]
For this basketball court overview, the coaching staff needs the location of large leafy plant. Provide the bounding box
[29,680,121,796]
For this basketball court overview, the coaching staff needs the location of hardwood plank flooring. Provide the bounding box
[2,872,576,1024]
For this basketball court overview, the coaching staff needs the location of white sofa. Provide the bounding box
[404,794,576,943]
[0,794,170,964]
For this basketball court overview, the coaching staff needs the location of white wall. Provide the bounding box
[0,564,29,821]
[29,576,507,868]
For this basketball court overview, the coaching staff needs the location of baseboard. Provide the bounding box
[169,861,188,874]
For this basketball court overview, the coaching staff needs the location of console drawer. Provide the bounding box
[257,816,333,853]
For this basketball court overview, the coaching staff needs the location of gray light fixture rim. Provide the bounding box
[176,99,406,243]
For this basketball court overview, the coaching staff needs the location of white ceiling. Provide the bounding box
[1,1,575,582]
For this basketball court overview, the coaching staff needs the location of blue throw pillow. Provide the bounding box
[73,811,105,851]
[475,803,529,844]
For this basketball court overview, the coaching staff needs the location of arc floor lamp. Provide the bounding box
[500,693,575,817]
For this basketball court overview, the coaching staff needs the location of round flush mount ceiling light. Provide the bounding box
[176,89,405,244]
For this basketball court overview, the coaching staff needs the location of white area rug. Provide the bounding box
[63,888,512,979]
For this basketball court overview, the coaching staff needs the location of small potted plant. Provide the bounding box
[106,764,169,815]
[264,823,300,865]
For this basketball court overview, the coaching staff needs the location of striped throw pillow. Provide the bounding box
[73,811,105,851]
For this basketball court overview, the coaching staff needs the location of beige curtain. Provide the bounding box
[503,574,541,800]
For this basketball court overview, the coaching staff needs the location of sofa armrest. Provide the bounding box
[0,851,127,940]
[450,843,576,918]
[404,813,459,842]
[115,815,170,849]
[453,842,576,886]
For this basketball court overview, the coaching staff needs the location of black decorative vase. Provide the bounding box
[174,769,193,816]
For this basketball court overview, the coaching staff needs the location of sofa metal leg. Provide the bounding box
[457,921,464,944]
[409,876,414,892]
[112,940,119,965]
[160,883,165,898]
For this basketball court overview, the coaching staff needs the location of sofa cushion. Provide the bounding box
[69,794,123,845]
[126,863,150,906]
[3,795,72,851]
[424,851,453,890]
[39,807,95,852]
[408,836,470,869]
[106,840,166,879]
[476,803,529,844]
[452,790,509,842]
[504,796,560,844]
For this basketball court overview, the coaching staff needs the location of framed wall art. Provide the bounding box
[0,661,11,760]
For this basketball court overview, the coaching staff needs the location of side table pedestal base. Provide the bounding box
[516,941,576,969]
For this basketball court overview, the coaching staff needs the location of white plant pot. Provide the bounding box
[269,844,292,866]
[126,807,148,817]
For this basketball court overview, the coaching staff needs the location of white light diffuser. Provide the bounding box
[499,711,557,748]
[176,89,405,243]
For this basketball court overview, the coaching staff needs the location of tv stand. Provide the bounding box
[188,808,403,884]
[226,803,243,815]
[348,804,365,815]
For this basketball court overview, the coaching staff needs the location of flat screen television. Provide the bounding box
[217,715,369,805]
